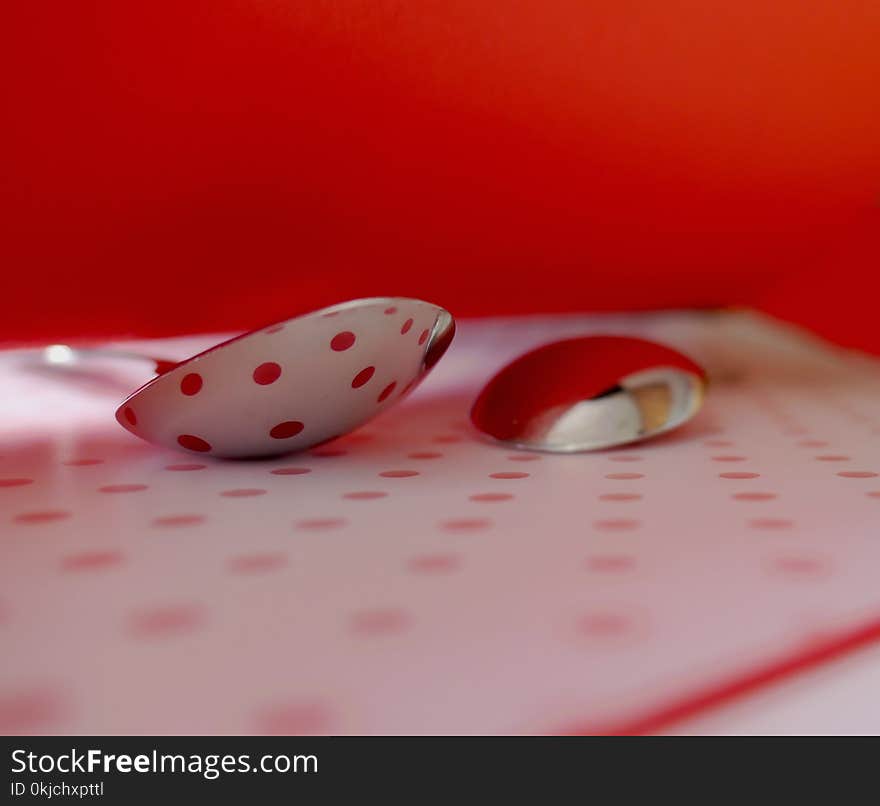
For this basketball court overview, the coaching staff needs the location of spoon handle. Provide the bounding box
[41,345,177,375]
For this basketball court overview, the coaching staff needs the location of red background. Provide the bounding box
[4,2,879,350]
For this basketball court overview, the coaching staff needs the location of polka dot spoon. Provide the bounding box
[470,336,706,453]
[70,297,454,458]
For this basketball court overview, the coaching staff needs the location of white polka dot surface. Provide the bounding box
[1,310,880,734]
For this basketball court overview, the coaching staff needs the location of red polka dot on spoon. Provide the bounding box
[378,381,397,402]
[270,421,304,439]
[400,318,413,335]
[253,362,282,385]
[177,434,211,453]
[418,329,429,345]
[330,331,356,351]
[180,373,203,396]
[351,366,375,388]
[123,406,137,426]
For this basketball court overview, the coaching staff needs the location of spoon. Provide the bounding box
[470,336,706,453]
[47,298,455,458]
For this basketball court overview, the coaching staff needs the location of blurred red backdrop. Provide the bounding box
[4,2,879,349]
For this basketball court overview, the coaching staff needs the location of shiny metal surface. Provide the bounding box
[470,336,706,453]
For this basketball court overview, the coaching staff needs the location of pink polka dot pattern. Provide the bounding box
[351,608,411,636]
[0,478,34,488]
[271,467,312,475]
[768,555,830,580]
[256,702,333,735]
[228,553,287,574]
[609,455,643,462]
[99,484,148,494]
[593,518,641,532]
[408,554,461,574]
[837,471,878,478]
[220,488,267,498]
[469,492,514,502]
[128,605,204,639]
[599,493,642,502]
[605,472,644,480]
[719,472,760,479]
[62,551,124,572]
[748,518,795,531]
[732,492,778,501]
[815,455,850,462]
[0,688,65,734]
[441,518,492,532]
[711,455,747,462]
[295,518,347,531]
[379,470,419,478]
[577,611,636,639]
[587,555,636,573]
[507,453,542,462]
[165,463,206,471]
[408,451,443,460]
[489,471,530,479]
[152,514,205,528]
[343,491,388,500]
[14,510,70,525]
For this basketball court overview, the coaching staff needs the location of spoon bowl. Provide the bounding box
[115,297,454,458]
[470,336,706,453]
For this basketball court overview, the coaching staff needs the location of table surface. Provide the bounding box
[2,309,880,735]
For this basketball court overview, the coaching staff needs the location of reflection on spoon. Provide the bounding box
[470,336,706,453]
[46,298,455,458]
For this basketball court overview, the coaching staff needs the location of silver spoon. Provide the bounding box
[45,297,455,458]
[470,335,706,453]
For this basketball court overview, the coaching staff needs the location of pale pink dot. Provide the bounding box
[257,702,333,735]
[719,472,761,479]
[587,554,637,573]
[295,518,347,531]
[330,331,356,351]
[433,434,463,444]
[408,451,444,460]
[384,306,397,315]
[609,455,643,463]
[0,478,33,488]
[0,688,65,734]
[866,491,880,499]
[228,552,287,574]
[269,420,304,439]
[62,550,124,572]
[605,472,645,480]
[440,518,492,532]
[418,328,429,345]
[837,471,878,478]
[768,555,830,580]
[180,372,203,396]
[489,471,529,479]
[469,492,514,502]
[128,605,204,639]
[400,318,414,334]
[733,492,778,501]
[64,458,103,466]
[253,361,282,385]
[123,406,137,426]
[712,455,748,462]
[14,510,70,525]
[798,439,828,448]
[748,518,795,530]
[507,453,542,462]
[577,611,634,638]
[99,483,148,493]
[816,455,850,462]
[599,493,643,502]
[343,491,388,500]
[379,469,420,478]
[265,324,284,334]
[310,447,347,458]
[351,366,375,388]
[152,514,205,528]
[377,381,397,402]
[408,554,461,574]
[593,518,641,532]
[177,434,212,453]
[351,608,411,636]
[165,463,206,471]
[220,488,268,498]
[704,439,734,447]
[271,467,312,475]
